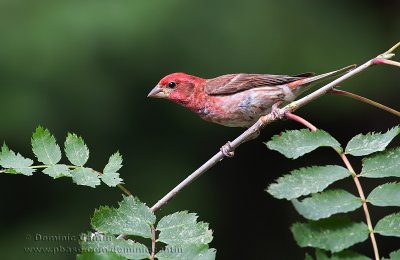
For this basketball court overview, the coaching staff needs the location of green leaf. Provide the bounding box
[77,252,127,260]
[345,126,399,156]
[31,126,62,165]
[375,212,400,237]
[305,253,314,260]
[0,143,35,176]
[316,249,370,260]
[291,216,369,253]
[367,182,400,207]
[42,164,71,178]
[101,172,123,187]
[80,232,149,259]
[91,196,156,238]
[64,133,89,166]
[71,167,100,188]
[266,165,350,200]
[156,244,216,260]
[292,189,362,220]
[104,152,123,174]
[331,251,370,260]
[101,152,123,187]
[360,147,400,178]
[266,129,342,159]
[157,211,213,245]
[383,250,400,260]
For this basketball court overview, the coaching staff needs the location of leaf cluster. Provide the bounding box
[265,126,400,259]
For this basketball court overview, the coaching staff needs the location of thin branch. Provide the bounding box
[330,88,400,117]
[151,42,400,213]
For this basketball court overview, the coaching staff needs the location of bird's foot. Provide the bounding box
[271,102,284,120]
[221,141,235,157]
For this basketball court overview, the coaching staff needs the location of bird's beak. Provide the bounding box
[147,85,167,98]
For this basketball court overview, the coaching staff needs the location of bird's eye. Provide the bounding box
[168,81,176,88]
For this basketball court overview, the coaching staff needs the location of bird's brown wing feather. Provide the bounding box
[205,73,314,95]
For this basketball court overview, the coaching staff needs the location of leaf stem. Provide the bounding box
[340,153,379,260]
[150,225,156,260]
[330,88,400,117]
[29,165,49,169]
[28,164,133,196]
[117,184,132,196]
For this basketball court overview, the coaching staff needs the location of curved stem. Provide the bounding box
[285,112,317,131]
[330,88,400,117]
[340,154,379,260]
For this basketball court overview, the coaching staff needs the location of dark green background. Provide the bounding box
[0,1,399,259]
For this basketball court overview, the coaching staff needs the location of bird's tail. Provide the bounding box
[301,64,356,85]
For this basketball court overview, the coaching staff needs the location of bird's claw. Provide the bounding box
[271,102,284,120]
[221,141,235,157]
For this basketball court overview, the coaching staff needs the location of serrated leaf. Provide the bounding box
[291,216,369,253]
[156,244,216,260]
[316,249,370,260]
[345,126,399,156]
[80,232,149,259]
[31,126,62,165]
[64,133,89,166]
[101,172,123,187]
[157,211,213,245]
[360,147,400,178]
[367,182,400,207]
[104,152,123,174]
[266,129,342,159]
[266,165,350,200]
[292,189,362,220]
[91,196,155,238]
[43,164,71,178]
[375,212,400,237]
[0,144,35,176]
[101,152,123,187]
[71,167,100,188]
[77,252,127,260]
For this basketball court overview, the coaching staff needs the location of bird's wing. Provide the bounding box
[205,73,314,95]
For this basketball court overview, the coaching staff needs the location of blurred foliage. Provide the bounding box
[0,0,399,259]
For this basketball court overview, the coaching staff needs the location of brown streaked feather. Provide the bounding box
[205,73,314,95]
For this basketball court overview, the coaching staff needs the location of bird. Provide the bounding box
[148,65,355,128]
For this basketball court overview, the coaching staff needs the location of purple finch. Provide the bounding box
[148,65,355,127]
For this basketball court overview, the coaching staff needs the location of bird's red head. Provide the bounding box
[148,72,204,105]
